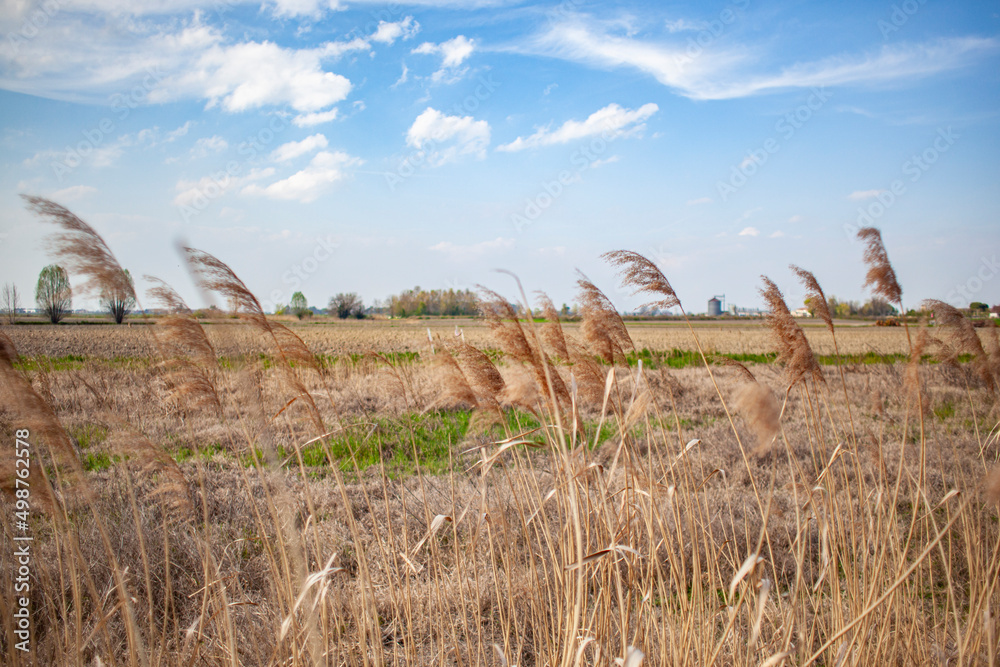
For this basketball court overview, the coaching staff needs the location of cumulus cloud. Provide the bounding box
[372,16,420,45]
[497,102,657,152]
[152,39,361,112]
[293,108,339,127]
[412,35,475,82]
[242,151,360,202]
[270,134,328,162]
[406,108,490,165]
[738,226,760,237]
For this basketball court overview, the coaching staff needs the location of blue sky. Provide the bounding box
[1,0,998,314]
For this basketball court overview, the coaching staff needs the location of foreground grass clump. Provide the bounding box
[1,198,999,666]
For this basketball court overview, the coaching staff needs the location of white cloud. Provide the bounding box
[293,108,339,127]
[497,102,657,152]
[241,151,360,202]
[406,108,490,165]
[738,226,760,237]
[271,134,328,162]
[590,155,619,169]
[847,189,885,200]
[372,16,420,45]
[152,39,360,112]
[165,122,193,142]
[190,135,228,158]
[173,167,274,207]
[412,35,475,82]
[521,18,997,100]
[269,0,342,18]
[769,230,785,238]
[788,214,804,223]
[429,236,514,259]
[664,18,708,33]
[50,185,97,201]
[686,197,712,206]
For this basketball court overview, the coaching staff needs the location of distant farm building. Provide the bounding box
[791,308,812,318]
[708,295,724,317]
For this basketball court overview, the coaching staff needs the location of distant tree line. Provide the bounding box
[385,287,479,318]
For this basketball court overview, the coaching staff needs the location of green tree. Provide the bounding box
[101,268,136,324]
[36,264,72,323]
[289,291,310,320]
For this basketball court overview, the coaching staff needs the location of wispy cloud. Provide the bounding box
[190,135,228,159]
[429,236,514,259]
[847,189,885,200]
[738,226,759,237]
[497,102,657,152]
[50,185,97,201]
[686,197,712,206]
[519,17,997,100]
[406,108,490,165]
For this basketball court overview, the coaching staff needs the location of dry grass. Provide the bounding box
[1,213,999,666]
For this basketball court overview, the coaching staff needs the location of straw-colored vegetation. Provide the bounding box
[1,197,999,666]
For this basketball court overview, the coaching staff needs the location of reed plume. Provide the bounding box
[789,265,833,333]
[601,250,681,311]
[453,343,505,406]
[857,227,903,306]
[183,246,325,432]
[432,349,478,409]
[22,195,135,300]
[536,292,569,360]
[760,276,823,387]
[734,381,781,455]
[576,272,633,365]
[923,299,996,393]
[478,286,569,409]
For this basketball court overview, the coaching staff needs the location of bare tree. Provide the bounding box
[1,283,20,324]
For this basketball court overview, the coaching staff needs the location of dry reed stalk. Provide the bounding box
[105,428,194,518]
[536,292,570,360]
[923,299,997,393]
[789,265,833,333]
[432,349,479,409]
[601,250,680,311]
[22,195,136,301]
[857,227,903,307]
[985,466,1000,505]
[759,276,824,388]
[0,331,86,505]
[575,272,633,365]
[453,342,506,406]
[183,247,325,433]
[478,286,570,410]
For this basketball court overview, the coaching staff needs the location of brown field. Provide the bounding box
[4,317,926,359]
[2,309,999,666]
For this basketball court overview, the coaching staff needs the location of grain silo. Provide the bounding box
[708,296,723,317]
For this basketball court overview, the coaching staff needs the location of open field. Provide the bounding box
[3,299,1000,665]
[2,317,951,360]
